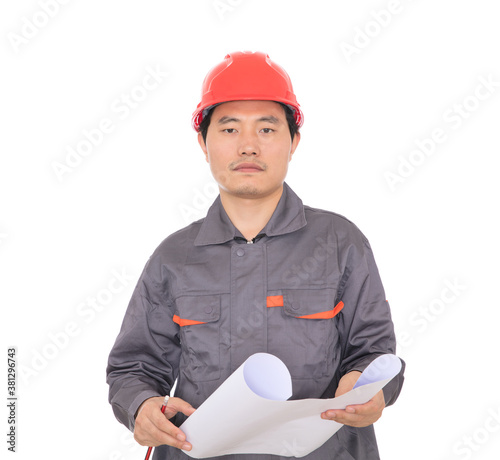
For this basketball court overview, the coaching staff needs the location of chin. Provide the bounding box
[232,185,262,197]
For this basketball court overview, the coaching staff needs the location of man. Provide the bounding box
[107,51,405,459]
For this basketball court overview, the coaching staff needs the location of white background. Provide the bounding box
[1,1,499,459]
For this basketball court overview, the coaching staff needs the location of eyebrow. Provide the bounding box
[217,115,281,125]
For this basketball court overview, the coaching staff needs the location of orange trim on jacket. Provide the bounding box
[297,301,344,319]
[266,296,344,319]
[266,295,284,308]
[172,314,207,327]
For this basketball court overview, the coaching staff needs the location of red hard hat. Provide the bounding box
[192,51,304,132]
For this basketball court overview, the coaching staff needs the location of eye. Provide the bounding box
[261,128,275,134]
[222,128,237,134]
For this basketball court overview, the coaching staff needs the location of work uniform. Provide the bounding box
[107,182,405,459]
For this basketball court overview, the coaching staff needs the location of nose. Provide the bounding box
[238,129,260,156]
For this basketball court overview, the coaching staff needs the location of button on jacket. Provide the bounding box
[107,182,405,460]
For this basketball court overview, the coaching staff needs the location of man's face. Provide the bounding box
[198,100,300,200]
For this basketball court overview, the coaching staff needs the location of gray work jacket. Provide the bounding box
[107,182,405,459]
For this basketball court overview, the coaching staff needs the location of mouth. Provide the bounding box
[233,162,265,173]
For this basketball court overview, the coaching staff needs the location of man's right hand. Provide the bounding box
[134,396,196,451]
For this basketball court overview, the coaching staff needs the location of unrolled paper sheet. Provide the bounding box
[180,353,401,458]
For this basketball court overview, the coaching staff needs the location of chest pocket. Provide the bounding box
[267,288,342,380]
[174,295,221,382]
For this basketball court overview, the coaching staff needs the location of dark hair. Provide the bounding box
[199,102,299,144]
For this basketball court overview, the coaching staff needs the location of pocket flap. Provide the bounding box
[283,288,341,319]
[174,295,221,326]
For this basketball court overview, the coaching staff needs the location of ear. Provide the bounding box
[198,132,209,163]
[289,131,301,161]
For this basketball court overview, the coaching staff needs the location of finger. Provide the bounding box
[322,400,380,419]
[164,397,196,418]
[136,414,192,450]
[337,389,385,415]
[345,400,378,416]
[322,403,384,427]
[321,409,372,427]
[321,409,361,422]
[153,407,191,443]
[346,391,385,415]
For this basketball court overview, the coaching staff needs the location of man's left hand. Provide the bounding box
[320,371,385,427]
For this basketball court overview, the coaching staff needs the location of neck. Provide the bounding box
[220,185,284,241]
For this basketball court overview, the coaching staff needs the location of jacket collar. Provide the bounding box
[194,182,307,246]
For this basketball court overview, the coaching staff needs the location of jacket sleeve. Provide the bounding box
[336,235,405,407]
[106,259,181,431]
